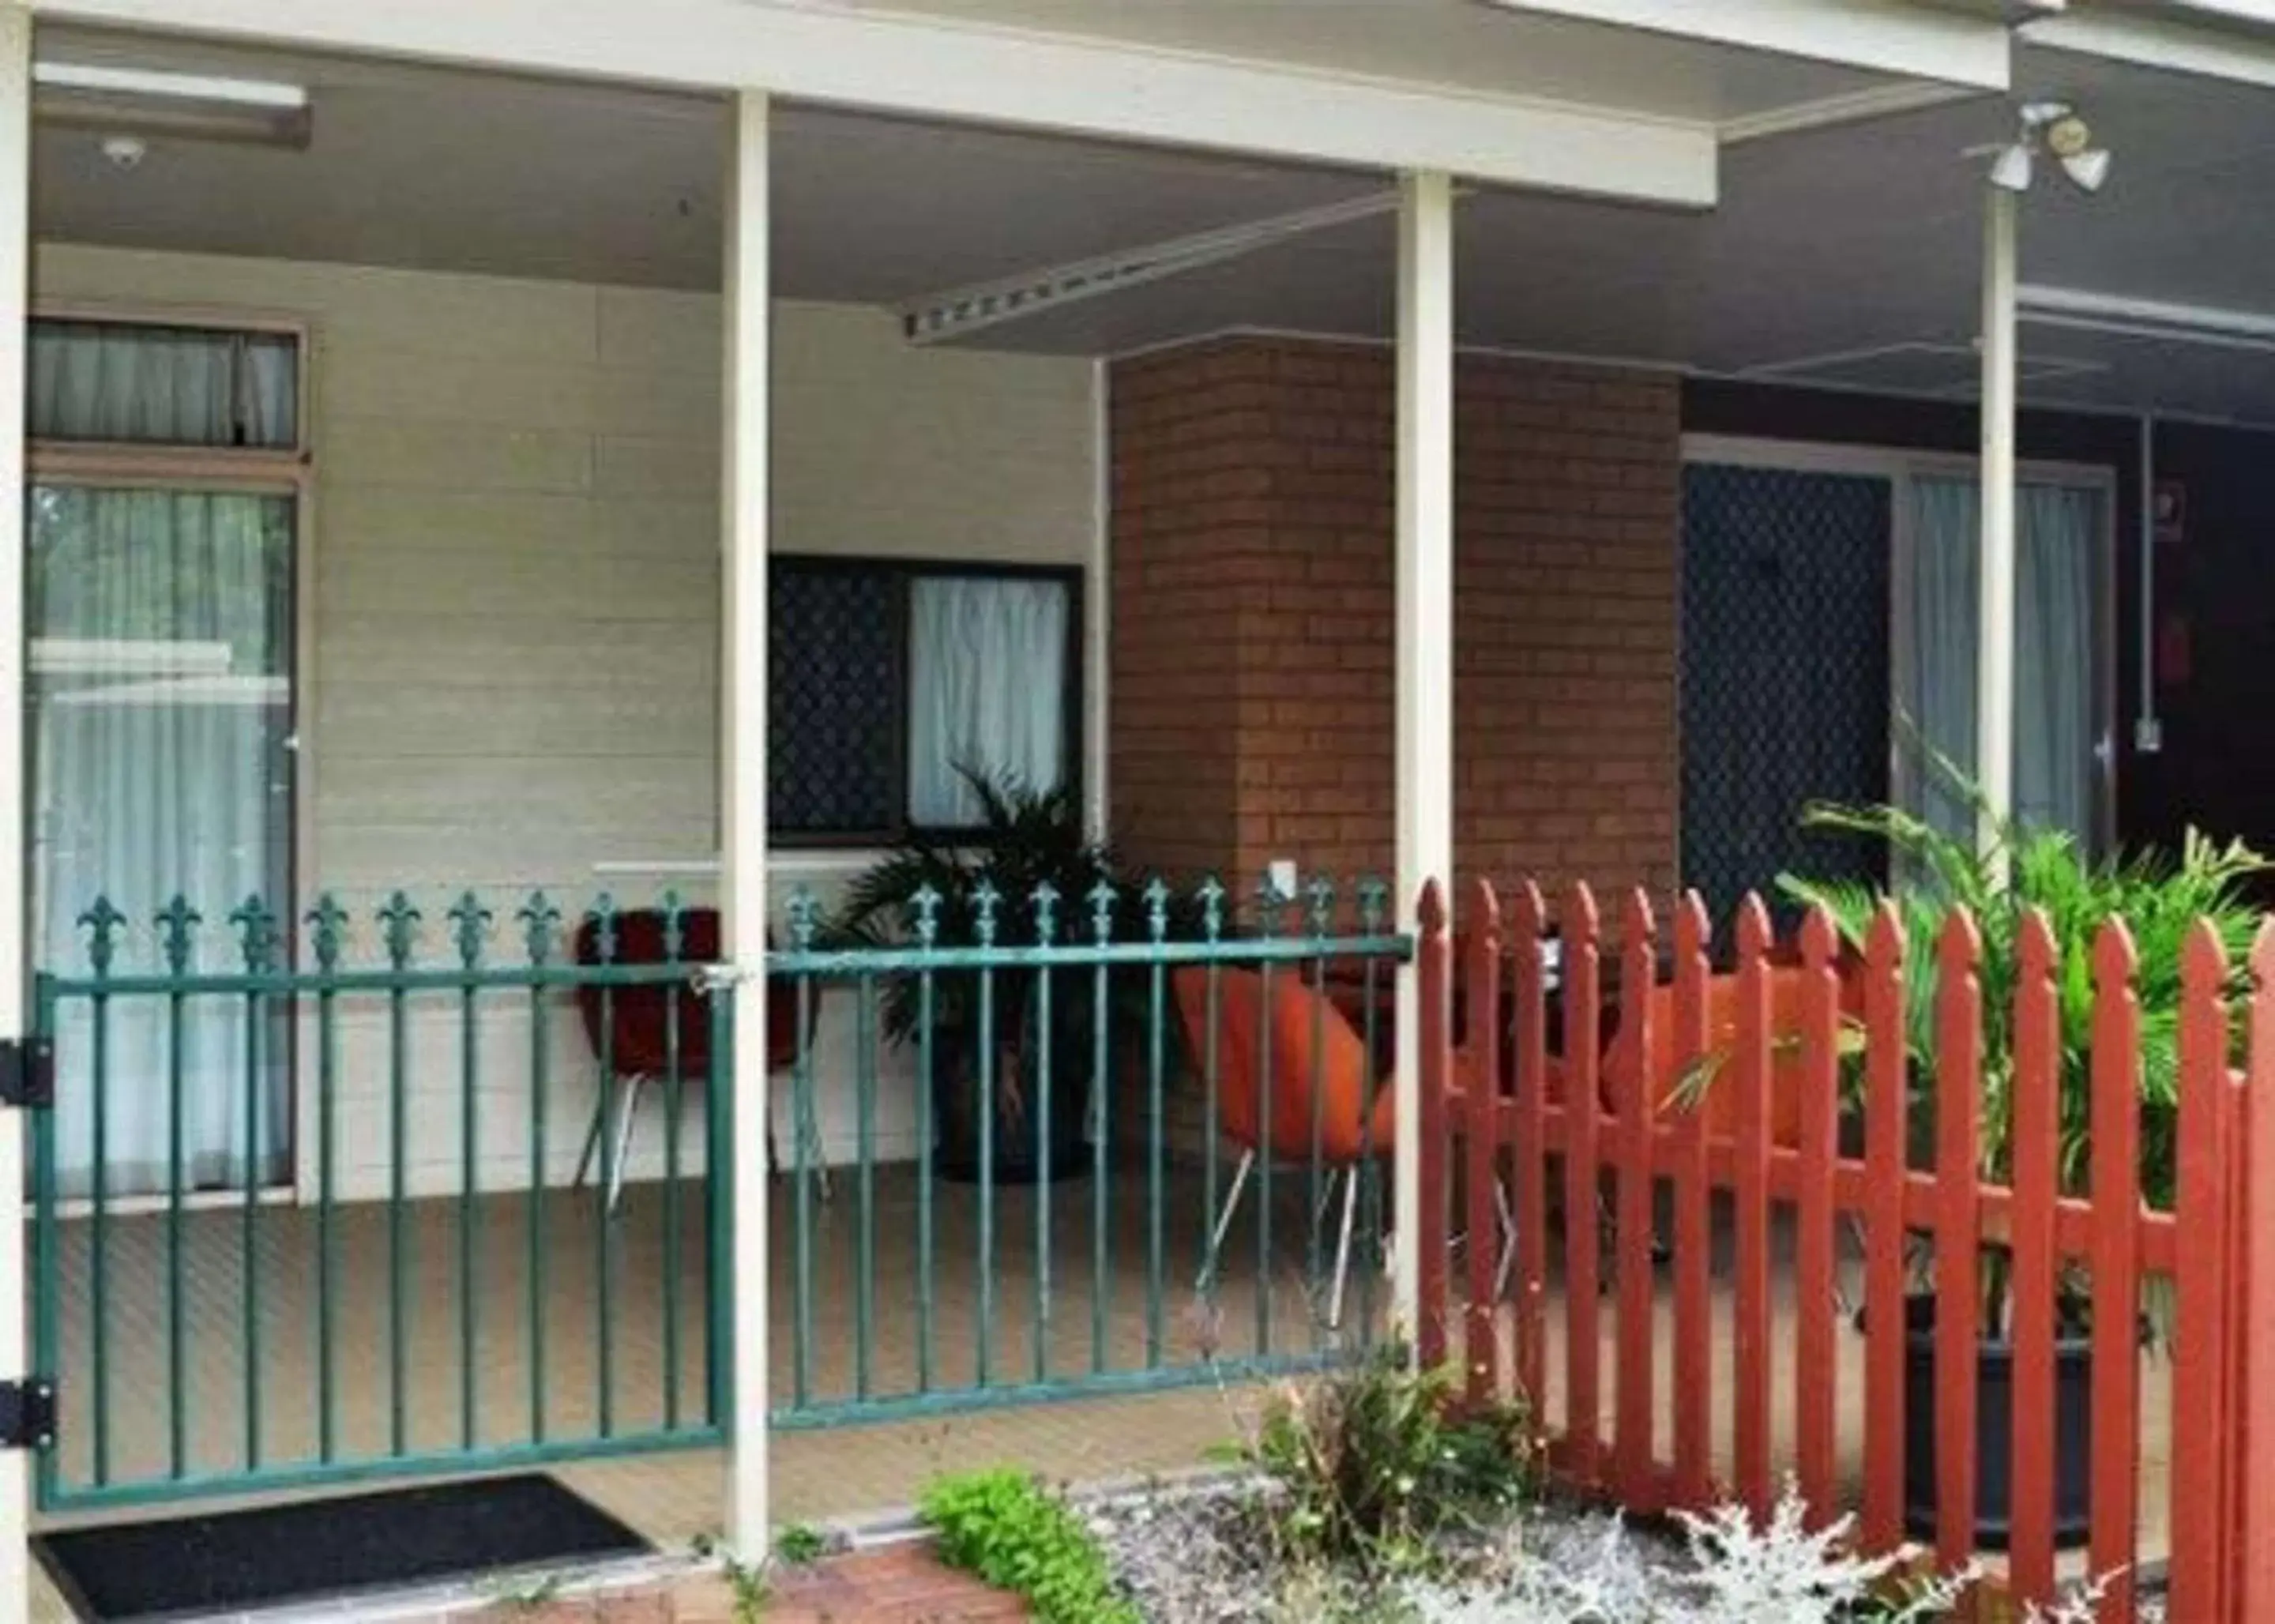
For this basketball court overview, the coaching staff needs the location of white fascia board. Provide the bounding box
[1481,0,2012,89]
[2025,9,2275,86]
[32,0,1719,205]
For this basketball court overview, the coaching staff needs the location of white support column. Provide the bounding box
[0,9,29,1619]
[720,86,772,1559]
[1976,183,2017,862]
[1392,169,1455,1338]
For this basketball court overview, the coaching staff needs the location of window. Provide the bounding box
[31,317,301,449]
[28,313,306,1198]
[769,558,1081,842]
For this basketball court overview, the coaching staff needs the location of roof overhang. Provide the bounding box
[34,0,1721,205]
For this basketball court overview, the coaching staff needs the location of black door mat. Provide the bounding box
[36,1473,651,1621]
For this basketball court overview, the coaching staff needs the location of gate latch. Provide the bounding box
[0,1037,51,1110]
[0,1380,55,1451]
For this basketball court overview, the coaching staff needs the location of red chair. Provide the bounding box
[1171,965,1422,1329]
[572,909,809,1210]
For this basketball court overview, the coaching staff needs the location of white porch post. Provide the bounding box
[0,9,29,1620]
[721,86,772,1558]
[1392,169,1454,1337]
[1976,183,2017,859]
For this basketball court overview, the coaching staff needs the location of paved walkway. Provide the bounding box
[481,1547,1024,1622]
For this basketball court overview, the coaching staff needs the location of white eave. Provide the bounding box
[31,0,1722,205]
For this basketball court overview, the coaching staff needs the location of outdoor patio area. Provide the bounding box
[29,1166,2176,1614]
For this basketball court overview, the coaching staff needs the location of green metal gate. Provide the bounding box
[29,890,732,1513]
[765,874,1411,1430]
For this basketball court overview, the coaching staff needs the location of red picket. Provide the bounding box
[1731,895,1773,1521]
[1793,906,1839,1525]
[1859,903,1908,1555]
[1614,889,1658,1507]
[1463,878,1504,1407]
[2089,921,2142,1622]
[1668,893,1713,1509]
[1931,908,1981,1573]
[2006,910,2061,1605]
[1562,884,1603,1483]
[1511,881,1549,1417]
[2170,923,2229,1624]
[2233,921,2275,1618]
[1416,879,1453,1371]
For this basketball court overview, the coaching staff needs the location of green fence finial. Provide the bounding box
[660,890,684,961]
[1031,879,1060,943]
[972,878,1002,948]
[786,887,820,952]
[1197,876,1226,942]
[230,896,280,973]
[519,892,561,967]
[1357,876,1389,935]
[592,893,619,962]
[306,894,350,972]
[1087,878,1118,943]
[448,892,492,969]
[80,897,126,977]
[156,895,201,976]
[378,892,422,970]
[1306,874,1337,938]
[1144,877,1170,942]
[912,884,942,947]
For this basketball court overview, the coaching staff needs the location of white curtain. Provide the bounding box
[31,487,295,1197]
[907,576,1070,825]
[1902,474,2100,848]
[29,321,298,449]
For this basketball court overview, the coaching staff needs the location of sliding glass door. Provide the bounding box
[29,482,296,1197]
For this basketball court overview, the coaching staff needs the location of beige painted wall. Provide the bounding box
[32,243,1102,1197]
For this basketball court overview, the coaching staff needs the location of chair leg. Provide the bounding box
[1492,1174,1519,1303]
[604,1074,646,1216]
[1198,1150,1255,1293]
[1329,1164,1359,1331]
[573,1093,607,1190]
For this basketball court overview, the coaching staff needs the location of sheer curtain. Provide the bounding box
[32,487,295,1197]
[28,321,298,449]
[1902,474,2100,849]
[907,576,1070,825]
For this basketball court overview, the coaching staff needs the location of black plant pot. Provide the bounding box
[1902,1294,2093,1550]
[931,1042,1091,1186]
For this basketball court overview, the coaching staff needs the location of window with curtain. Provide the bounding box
[28,316,303,1199]
[768,558,1078,841]
[30,318,299,449]
[1901,474,2102,850]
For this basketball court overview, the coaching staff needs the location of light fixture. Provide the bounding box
[32,62,311,150]
[1976,100,2110,196]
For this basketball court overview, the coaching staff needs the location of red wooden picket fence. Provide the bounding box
[1414,876,2275,1622]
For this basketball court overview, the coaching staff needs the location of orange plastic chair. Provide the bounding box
[1595,965,1864,1146]
[1171,964,1399,1327]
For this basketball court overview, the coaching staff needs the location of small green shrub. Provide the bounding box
[772,1521,829,1566]
[1241,1346,1531,1577]
[919,1467,1138,1624]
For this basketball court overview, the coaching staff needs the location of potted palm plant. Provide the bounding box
[830,766,1204,1185]
[1778,761,2263,1547]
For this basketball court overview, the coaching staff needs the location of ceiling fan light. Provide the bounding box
[1989,144,2034,193]
[2061,148,2111,194]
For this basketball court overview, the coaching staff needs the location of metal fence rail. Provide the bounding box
[32,890,731,1512]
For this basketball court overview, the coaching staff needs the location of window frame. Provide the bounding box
[769,552,1085,849]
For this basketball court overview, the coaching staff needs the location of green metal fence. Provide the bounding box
[765,874,1411,1429]
[31,890,731,1513]
[28,872,1411,1509]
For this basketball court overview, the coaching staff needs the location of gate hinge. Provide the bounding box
[0,1380,55,1451]
[0,1038,52,1109]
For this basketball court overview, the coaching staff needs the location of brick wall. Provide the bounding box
[1110,334,1680,904]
